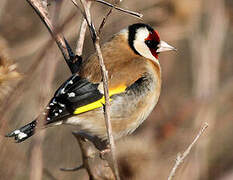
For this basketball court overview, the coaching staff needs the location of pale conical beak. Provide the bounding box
[156,40,177,53]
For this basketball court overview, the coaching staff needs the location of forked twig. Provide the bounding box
[167,123,209,180]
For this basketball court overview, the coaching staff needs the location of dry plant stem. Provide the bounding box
[79,0,120,179]
[98,0,121,34]
[75,1,92,56]
[98,7,114,34]
[95,0,143,19]
[167,123,209,180]
[76,19,88,56]
[26,0,74,72]
[96,35,120,180]
[63,1,95,178]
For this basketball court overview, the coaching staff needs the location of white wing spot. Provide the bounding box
[60,103,65,107]
[55,113,58,116]
[18,132,27,139]
[69,80,73,84]
[61,88,65,94]
[47,117,51,120]
[50,103,54,106]
[68,92,75,97]
[14,130,20,135]
[59,109,62,113]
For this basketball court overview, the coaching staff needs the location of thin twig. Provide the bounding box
[98,6,114,34]
[75,19,88,56]
[95,0,143,19]
[98,0,120,34]
[167,123,209,180]
[63,1,96,178]
[79,0,120,179]
[75,0,92,56]
[26,0,76,73]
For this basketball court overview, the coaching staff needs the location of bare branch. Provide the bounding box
[75,1,92,56]
[98,0,121,34]
[78,0,120,179]
[75,19,88,56]
[62,3,96,178]
[26,0,77,73]
[167,123,209,180]
[98,7,114,34]
[96,0,143,19]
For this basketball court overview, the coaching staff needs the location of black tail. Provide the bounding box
[6,120,37,143]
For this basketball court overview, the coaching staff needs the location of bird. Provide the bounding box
[6,23,176,144]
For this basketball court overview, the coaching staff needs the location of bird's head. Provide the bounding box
[127,23,176,63]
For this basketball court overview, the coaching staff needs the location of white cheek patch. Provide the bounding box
[134,27,159,64]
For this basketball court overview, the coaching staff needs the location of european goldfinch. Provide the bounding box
[6,23,175,143]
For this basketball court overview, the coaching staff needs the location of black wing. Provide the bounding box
[45,74,103,125]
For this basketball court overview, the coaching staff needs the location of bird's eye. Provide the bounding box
[145,40,152,46]
[145,40,158,49]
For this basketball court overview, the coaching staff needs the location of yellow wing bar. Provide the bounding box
[74,85,126,115]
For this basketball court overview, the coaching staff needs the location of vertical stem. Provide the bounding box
[95,38,120,179]
[79,0,120,179]
[75,1,91,56]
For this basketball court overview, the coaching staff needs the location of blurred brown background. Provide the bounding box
[0,0,233,179]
